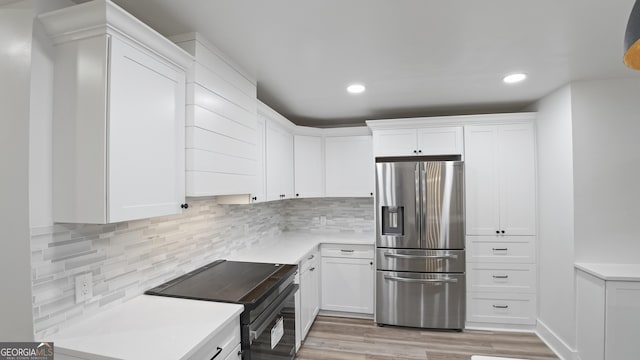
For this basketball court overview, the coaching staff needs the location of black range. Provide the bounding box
[145,260,298,360]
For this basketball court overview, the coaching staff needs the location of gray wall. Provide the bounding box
[534,85,576,355]
[0,0,35,341]
[571,78,640,263]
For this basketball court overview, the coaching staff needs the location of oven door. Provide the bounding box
[244,283,298,360]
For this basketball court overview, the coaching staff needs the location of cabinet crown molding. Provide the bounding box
[366,112,536,130]
[38,0,193,69]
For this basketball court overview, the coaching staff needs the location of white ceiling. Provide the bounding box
[110,0,640,126]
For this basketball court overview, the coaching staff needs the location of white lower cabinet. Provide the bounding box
[320,244,374,314]
[223,344,242,360]
[466,235,536,328]
[297,247,320,346]
[576,269,640,360]
[188,318,240,360]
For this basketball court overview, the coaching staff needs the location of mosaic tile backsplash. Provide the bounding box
[30,197,373,338]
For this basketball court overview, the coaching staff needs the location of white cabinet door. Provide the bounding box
[464,126,501,235]
[265,120,294,201]
[576,271,605,360]
[497,124,536,235]
[372,129,417,157]
[108,36,185,223]
[325,136,374,197]
[464,124,535,236]
[605,281,640,360]
[51,32,186,224]
[417,126,463,156]
[252,116,266,203]
[294,135,324,198]
[300,264,319,339]
[321,257,374,313]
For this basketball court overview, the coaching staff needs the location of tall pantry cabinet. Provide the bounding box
[464,121,537,327]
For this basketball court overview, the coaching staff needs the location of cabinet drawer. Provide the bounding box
[223,344,242,360]
[467,292,536,325]
[321,244,374,259]
[467,263,536,293]
[467,236,535,263]
[300,247,319,273]
[187,318,240,360]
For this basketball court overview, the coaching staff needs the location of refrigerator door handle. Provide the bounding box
[383,275,459,284]
[415,163,421,243]
[383,252,458,260]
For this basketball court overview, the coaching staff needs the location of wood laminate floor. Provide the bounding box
[296,316,558,360]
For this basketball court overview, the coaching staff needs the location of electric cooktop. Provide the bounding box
[145,260,297,308]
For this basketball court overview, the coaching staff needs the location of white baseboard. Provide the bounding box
[535,319,578,360]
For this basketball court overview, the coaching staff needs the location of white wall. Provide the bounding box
[0,0,35,341]
[534,85,576,357]
[571,78,640,263]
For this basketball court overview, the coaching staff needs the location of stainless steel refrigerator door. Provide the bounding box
[376,248,465,273]
[420,161,465,249]
[376,161,420,249]
[376,271,465,329]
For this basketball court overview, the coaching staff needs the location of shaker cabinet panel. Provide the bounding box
[325,136,374,197]
[372,129,418,156]
[294,135,324,198]
[321,255,374,314]
[265,120,294,201]
[41,0,191,225]
[417,126,464,156]
[464,123,536,236]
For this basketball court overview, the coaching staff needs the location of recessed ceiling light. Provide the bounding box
[347,84,366,94]
[503,73,527,84]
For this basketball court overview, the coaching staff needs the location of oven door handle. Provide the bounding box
[249,284,297,344]
[383,275,458,284]
[383,252,458,259]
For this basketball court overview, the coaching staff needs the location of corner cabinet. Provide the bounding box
[294,135,324,198]
[264,117,295,201]
[324,136,374,197]
[39,0,193,224]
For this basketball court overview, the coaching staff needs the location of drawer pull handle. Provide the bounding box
[492,248,508,252]
[309,267,316,272]
[340,249,355,253]
[492,305,509,309]
[384,252,457,259]
[492,275,509,279]
[210,347,223,360]
[307,254,315,260]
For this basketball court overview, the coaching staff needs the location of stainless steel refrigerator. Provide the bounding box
[375,158,465,330]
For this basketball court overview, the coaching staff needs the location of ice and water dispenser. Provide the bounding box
[381,206,404,235]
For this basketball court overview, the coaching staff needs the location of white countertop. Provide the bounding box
[49,295,243,360]
[575,263,640,281]
[227,231,374,264]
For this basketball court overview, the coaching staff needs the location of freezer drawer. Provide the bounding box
[377,248,465,273]
[376,271,465,329]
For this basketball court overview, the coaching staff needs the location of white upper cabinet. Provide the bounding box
[325,135,374,197]
[464,123,536,236]
[294,135,324,198]
[262,106,295,201]
[368,122,463,157]
[171,33,259,198]
[39,0,192,224]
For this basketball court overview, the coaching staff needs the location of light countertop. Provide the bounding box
[49,295,243,360]
[227,231,374,264]
[575,263,640,281]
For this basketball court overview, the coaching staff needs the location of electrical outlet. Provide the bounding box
[75,273,93,303]
[320,215,327,227]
